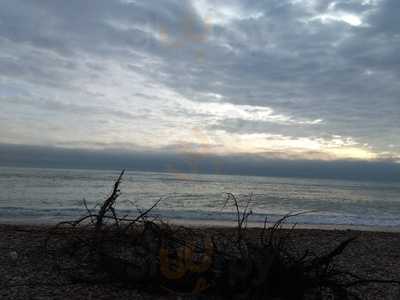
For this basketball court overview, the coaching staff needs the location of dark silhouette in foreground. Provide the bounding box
[44,170,400,299]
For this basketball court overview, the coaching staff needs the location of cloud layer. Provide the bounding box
[1,143,399,181]
[0,0,399,161]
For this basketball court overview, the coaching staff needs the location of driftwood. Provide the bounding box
[45,170,400,300]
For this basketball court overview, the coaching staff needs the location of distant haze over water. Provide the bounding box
[1,144,400,182]
[0,167,399,228]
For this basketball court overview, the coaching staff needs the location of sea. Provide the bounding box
[0,166,400,229]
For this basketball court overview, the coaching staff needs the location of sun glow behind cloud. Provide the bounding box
[0,0,399,164]
[186,131,378,160]
[311,13,363,26]
[159,115,378,160]
[0,48,387,162]
[183,101,323,125]
[192,0,263,25]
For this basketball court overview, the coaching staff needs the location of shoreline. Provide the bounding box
[167,218,400,233]
[1,217,400,233]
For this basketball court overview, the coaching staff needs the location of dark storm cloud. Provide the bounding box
[0,0,203,58]
[0,0,399,161]
[367,0,400,36]
[132,0,399,156]
[0,143,399,182]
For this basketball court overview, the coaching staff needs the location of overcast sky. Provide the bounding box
[1,0,399,165]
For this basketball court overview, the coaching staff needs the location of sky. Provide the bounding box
[0,0,400,176]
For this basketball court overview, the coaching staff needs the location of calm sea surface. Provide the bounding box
[0,167,399,227]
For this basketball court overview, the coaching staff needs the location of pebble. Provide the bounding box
[9,251,18,261]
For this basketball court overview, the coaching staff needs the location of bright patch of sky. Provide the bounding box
[0,0,399,162]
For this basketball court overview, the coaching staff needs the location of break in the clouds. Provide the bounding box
[0,0,399,162]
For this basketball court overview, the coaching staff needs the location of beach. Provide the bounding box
[1,223,400,299]
[2,0,400,298]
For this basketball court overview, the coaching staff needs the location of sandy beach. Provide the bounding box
[1,223,400,299]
